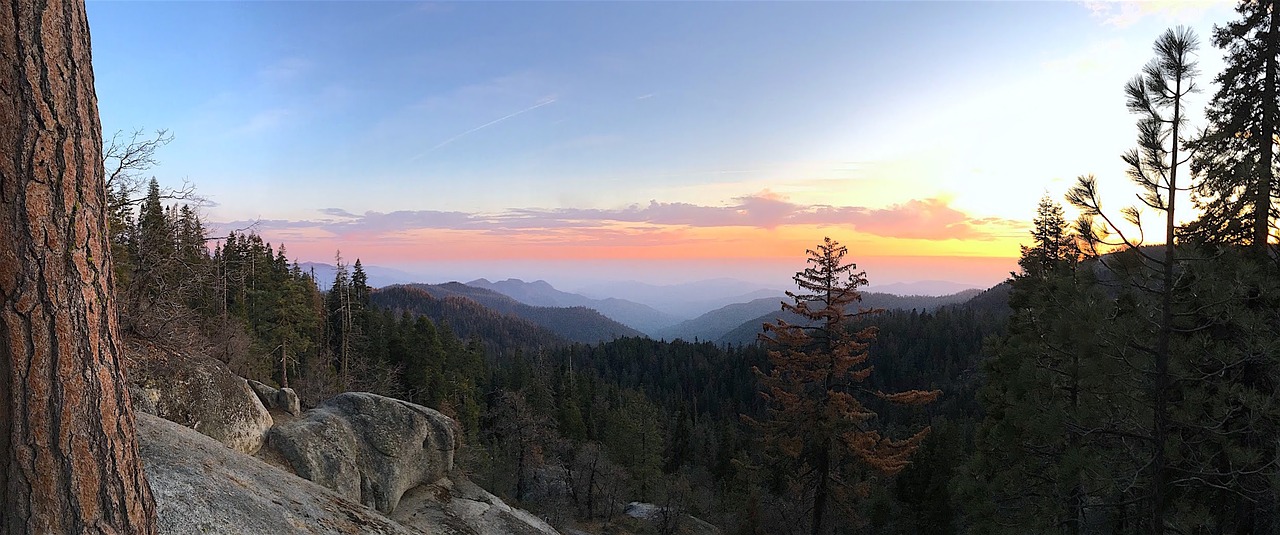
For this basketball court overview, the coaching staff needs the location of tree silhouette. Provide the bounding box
[1068,26,1200,533]
[1186,0,1280,250]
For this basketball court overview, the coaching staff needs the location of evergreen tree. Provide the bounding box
[1186,0,1280,249]
[1067,27,1199,532]
[747,237,938,534]
[269,248,317,388]
[1020,195,1078,275]
[137,178,172,274]
[556,369,588,441]
[327,253,353,388]
[603,390,666,501]
[352,259,370,311]
[960,198,1120,534]
[1169,251,1280,531]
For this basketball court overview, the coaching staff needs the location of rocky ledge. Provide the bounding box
[128,344,559,535]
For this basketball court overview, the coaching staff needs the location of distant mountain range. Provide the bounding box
[653,296,785,342]
[391,282,643,344]
[865,280,988,296]
[368,278,1008,356]
[465,278,682,335]
[296,261,1003,345]
[573,278,788,319]
[299,262,419,290]
[713,288,987,346]
[460,277,992,342]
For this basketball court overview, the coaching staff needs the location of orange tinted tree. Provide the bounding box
[749,238,938,535]
[0,0,157,532]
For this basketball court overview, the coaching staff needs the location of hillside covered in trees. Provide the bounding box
[15,1,1280,533]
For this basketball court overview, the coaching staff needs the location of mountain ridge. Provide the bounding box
[573,278,788,319]
[713,288,988,346]
[390,282,643,344]
[464,278,681,335]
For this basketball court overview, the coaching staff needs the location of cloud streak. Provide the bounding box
[413,97,558,159]
[219,194,1025,245]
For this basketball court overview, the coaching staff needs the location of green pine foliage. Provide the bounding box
[1185,0,1280,248]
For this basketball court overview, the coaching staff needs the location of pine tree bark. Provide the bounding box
[810,443,829,535]
[0,0,158,532]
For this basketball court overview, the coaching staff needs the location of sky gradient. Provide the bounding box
[85,0,1235,289]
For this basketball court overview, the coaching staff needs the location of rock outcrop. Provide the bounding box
[247,378,302,416]
[127,348,560,535]
[622,502,723,535]
[126,344,273,454]
[268,392,459,513]
[393,476,560,535]
[137,412,418,535]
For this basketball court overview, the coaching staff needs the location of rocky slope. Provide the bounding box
[127,344,560,535]
[137,412,418,535]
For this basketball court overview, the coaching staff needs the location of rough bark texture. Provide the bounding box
[0,0,158,532]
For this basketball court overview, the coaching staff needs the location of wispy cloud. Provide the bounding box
[1081,0,1230,28]
[218,194,1024,244]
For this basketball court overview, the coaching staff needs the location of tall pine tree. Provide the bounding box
[1067,28,1199,532]
[748,238,938,534]
[1186,0,1280,250]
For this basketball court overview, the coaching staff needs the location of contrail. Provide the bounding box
[413,98,557,160]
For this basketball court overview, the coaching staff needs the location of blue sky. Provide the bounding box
[86,1,1235,287]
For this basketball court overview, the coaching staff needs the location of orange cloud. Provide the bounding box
[216,195,1027,267]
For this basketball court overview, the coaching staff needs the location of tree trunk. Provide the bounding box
[1067,350,1082,535]
[0,0,158,532]
[1151,65,1184,535]
[586,458,597,519]
[811,443,829,535]
[280,337,289,389]
[1257,0,1279,251]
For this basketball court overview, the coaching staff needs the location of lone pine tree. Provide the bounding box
[1068,27,1199,533]
[0,0,158,531]
[748,237,938,535]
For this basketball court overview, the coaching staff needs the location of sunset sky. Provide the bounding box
[85,1,1235,289]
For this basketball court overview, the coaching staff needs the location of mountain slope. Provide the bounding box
[465,278,681,335]
[574,278,787,318]
[394,283,643,344]
[715,288,987,346]
[866,280,985,296]
[654,296,785,342]
[370,286,566,358]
